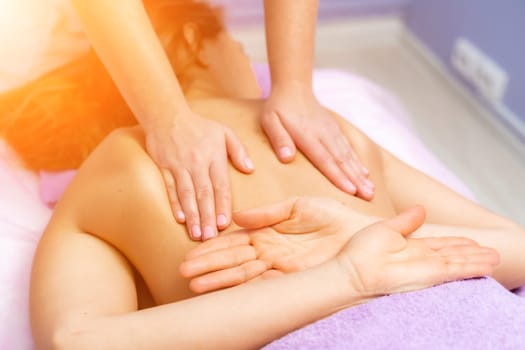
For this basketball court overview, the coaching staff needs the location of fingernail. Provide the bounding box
[279,147,293,160]
[217,214,228,227]
[203,226,215,240]
[362,186,374,197]
[343,180,357,194]
[362,183,375,197]
[244,158,254,171]
[362,166,370,176]
[191,225,201,240]
[176,210,185,222]
[365,179,374,190]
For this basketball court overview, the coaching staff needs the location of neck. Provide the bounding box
[180,66,262,101]
[183,76,226,101]
[178,66,228,101]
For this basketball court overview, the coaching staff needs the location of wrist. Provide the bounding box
[141,106,193,133]
[270,80,314,99]
[322,260,368,310]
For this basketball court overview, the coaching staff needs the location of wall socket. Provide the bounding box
[451,37,508,104]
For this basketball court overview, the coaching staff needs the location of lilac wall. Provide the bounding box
[404,0,525,132]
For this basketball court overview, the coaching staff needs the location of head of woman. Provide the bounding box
[148,0,260,98]
[0,0,260,171]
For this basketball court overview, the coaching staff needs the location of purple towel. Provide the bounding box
[263,278,525,350]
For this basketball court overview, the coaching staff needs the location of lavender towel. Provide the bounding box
[263,278,525,350]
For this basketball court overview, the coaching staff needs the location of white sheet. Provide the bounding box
[0,142,51,350]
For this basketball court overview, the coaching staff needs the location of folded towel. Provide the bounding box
[264,277,525,350]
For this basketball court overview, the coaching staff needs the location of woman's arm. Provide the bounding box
[34,203,495,349]
[53,255,358,350]
[33,226,357,350]
[379,149,525,289]
[32,128,359,349]
[338,112,525,289]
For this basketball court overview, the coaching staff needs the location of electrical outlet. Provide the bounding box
[451,37,508,104]
[451,38,478,81]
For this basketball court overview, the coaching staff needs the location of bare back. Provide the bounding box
[187,98,396,220]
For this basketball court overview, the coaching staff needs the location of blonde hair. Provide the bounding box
[0,0,224,171]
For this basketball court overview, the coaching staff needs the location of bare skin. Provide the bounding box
[30,30,524,349]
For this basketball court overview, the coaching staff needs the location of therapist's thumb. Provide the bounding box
[261,111,296,163]
[225,128,255,174]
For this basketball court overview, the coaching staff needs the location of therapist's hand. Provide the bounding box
[261,86,374,200]
[144,109,254,241]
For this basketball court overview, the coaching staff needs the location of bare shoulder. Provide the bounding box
[49,126,163,233]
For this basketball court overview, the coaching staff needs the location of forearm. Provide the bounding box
[59,262,363,350]
[71,0,188,129]
[264,0,318,91]
[411,223,525,289]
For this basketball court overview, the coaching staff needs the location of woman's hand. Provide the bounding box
[262,87,374,200]
[181,197,373,292]
[181,198,499,295]
[335,206,499,296]
[144,110,254,241]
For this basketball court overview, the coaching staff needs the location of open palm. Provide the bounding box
[180,225,348,293]
[336,207,499,296]
[180,197,372,292]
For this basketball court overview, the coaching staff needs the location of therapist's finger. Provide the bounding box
[322,135,374,200]
[175,170,201,240]
[261,111,296,163]
[210,160,231,230]
[193,169,217,241]
[301,139,358,196]
[225,128,255,174]
[336,135,374,197]
[161,169,185,224]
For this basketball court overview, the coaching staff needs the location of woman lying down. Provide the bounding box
[29,2,525,349]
